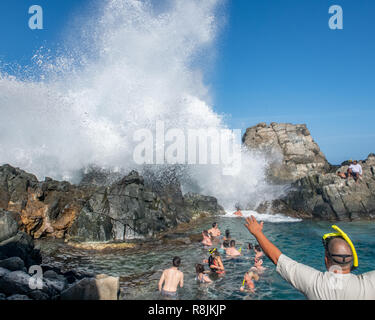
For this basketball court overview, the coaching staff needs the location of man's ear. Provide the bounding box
[324,253,329,269]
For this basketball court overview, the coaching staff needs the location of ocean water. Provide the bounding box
[37,212,375,300]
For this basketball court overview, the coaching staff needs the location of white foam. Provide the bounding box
[0,0,286,209]
[224,210,302,223]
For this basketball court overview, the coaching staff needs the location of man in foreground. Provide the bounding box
[244,216,375,299]
[158,256,184,298]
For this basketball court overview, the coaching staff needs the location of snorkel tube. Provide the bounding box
[322,225,358,270]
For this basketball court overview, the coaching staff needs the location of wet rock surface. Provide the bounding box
[0,165,224,242]
[245,123,375,220]
[0,208,117,300]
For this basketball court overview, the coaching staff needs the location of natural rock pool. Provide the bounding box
[36,212,375,300]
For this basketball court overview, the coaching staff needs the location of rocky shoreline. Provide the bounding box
[0,209,120,300]
[1,121,374,300]
[244,122,375,221]
[0,165,223,300]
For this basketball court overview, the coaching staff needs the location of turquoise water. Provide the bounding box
[38,215,375,300]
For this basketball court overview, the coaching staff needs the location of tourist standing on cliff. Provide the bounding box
[244,216,375,300]
[348,160,363,183]
[158,257,184,299]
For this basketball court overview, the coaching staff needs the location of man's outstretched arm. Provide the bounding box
[244,216,282,265]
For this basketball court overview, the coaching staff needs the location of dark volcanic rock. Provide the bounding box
[183,193,226,217]
[0,164,224,241]
[0,209,20,242]
[0,270,32,295]
[278,154,375,220]
[28,290,49,300]
[0,257,25,271]
[0,210,42,267]
[245,123,375,221]
[7,294,32,300]
[0,164,96,239]
[69,171,186,241]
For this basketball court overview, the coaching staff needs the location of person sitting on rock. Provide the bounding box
[158,256,184,299]
[201,230,212,247]
[348,160,363,183]
[337,171,347,179]
[208,222,221,238]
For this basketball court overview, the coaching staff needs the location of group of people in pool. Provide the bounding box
[160,214,375,300]
[158,220,266,298]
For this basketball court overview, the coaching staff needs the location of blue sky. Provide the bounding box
[1,0,374,164]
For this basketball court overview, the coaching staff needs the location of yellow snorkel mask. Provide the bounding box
[322,225,358,270]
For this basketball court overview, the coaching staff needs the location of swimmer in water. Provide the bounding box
[226,240,242,257]
[233,204,243,217]
[240,270,260,293]
[208,222,221,238]
[195,264,213,284]
[158,256,184,299]
[247,243,254,253]
[254,244,264,260]
[208,250,225,275]
[223,229,231,241]
[201,230,212,246]
[251,258,266,274]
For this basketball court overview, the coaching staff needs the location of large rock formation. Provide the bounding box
[0,164,224,242]
[0,209,41,267]
[0,165,95,239]
[277,154,375,220]
[244,123,375,221]
[243,122,330,182]
[0,207,122,300]
[60,274,119,300]
[68,171,225,241]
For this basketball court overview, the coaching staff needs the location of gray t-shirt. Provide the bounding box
[276,254,375,300]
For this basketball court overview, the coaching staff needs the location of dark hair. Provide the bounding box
[230,240,236,247]
[203,230,209,236]
[225,229,230,238]
[173,256,181,267]
[212,222,217,228]
[223,240,230,248]
[195,263,205,274]
[255,245,262,252]
[248,243,253,250]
